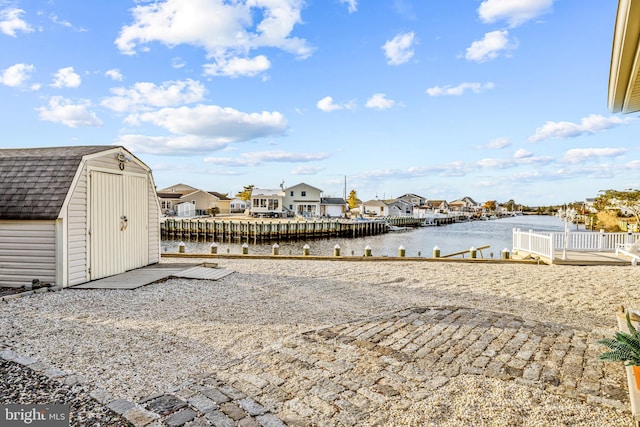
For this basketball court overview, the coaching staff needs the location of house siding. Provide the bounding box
[0,221,56,287]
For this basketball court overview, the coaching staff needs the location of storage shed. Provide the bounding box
[0,146,161,288]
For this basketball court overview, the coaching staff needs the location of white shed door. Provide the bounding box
[89,170,148,280]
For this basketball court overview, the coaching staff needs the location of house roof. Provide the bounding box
[609,0,640,113]
[285,182,323,193]
[157,191,181,199]
[0,145,118,220]
[321,197,346,204]
[209,191,231,200]
[251,188,284,197]
[362,199,388,207]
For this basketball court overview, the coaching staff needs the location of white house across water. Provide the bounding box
[0,145,161,288]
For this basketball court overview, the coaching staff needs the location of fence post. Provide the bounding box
[334,244,341,257]
[433,245,440,258]
[178,241,185,253]
[364,245,372,257]
[272,243,279,256]
[398,245,406,257]
[470,246,477,259]
[303,244,310,256]
[210,242,218,254]
[242,243,249,255]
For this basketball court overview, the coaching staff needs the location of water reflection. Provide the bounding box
[162,215,581,258]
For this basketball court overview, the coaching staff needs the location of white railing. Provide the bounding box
[512,229,640,261]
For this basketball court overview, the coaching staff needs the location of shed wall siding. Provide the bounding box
[0,221,56,287]
[66,163,89,286]
[148,178,160,264]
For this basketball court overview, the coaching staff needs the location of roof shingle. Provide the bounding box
[0,146,117,220]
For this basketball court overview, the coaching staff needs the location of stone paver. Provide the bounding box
[2,305,629,426]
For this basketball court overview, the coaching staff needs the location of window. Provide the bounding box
[301,191,306,197]
[290,191,294,196]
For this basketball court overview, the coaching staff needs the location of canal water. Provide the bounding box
[163,215,582,258]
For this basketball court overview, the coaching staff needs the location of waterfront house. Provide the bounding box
[398,193,428,207]
[283,182,323,217]
[0,146,161,288]
[383,199,414,216]
[209,191,231,215]
[449,196,480,214]
[250,188,285,217]
[427,200,450,214]
[361,199,388,217]
[229,197,248,214]
[157,184,230,216]
[320,197,347,218]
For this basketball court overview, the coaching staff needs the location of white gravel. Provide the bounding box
[0,258,637,425]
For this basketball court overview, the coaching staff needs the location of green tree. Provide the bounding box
[236,185,254,201]
[347,189,359,209]
[483,200,497,211]
[596,189,640,223]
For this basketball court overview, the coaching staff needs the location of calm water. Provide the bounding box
[163,215,583,258]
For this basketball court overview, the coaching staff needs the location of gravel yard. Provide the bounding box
[1,259,638,425]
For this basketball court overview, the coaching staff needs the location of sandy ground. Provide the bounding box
[1,259,638,425]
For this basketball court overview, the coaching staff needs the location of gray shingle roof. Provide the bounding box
[0,146,117,220]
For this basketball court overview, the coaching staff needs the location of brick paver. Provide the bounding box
[6,305,626,426]
[164,306,626,426]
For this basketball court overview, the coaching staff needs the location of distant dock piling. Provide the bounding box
[161,217,409,241]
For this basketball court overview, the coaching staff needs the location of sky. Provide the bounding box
[0,0,637,206]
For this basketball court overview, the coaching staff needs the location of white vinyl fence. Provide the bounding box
[512,228,640,261]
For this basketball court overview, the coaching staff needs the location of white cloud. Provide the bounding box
[130,104,288,142]
[114,134,229,155]
[292,165,325,175]
[0,63,35,87]
[203,55,271,78]
[529,114,637,142]
[366,93,397,109]
[476,157,515,169]
[478,0,554,28]
[486,137,511,149]
[51,67,81,88]
[37,96,103,128]
[317,96,355,112]
[427,82,495,96]
[0,8,33,37]
[115,0,312,75]
[105,69,123,81]
[339,0,358,13]
[514,148,533,159]
[102,79,205,113]
[49,13,72,28]
[172,57,186,69]
[465,30,517,62]
[562,147,627,164]
[382,32,415,65]
[204,150,329,166]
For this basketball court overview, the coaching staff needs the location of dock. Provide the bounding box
[160,217,425,242]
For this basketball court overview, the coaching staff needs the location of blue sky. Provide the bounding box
[0,0,636,205]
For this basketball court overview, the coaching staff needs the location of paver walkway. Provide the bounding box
[121,306,627,426]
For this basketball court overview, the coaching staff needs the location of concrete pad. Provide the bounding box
[71,263,233,290]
